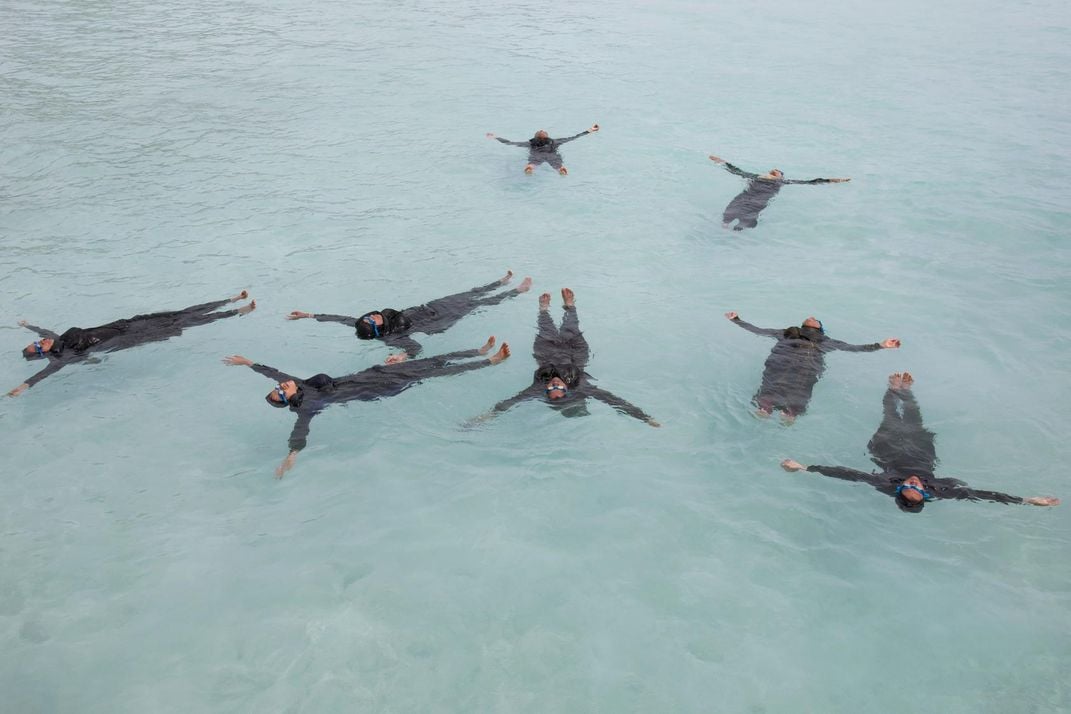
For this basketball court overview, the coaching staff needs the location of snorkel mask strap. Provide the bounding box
[34,341,44,357]
[363,315,380,338]
[896,484,933,501]
[276,386,289,406]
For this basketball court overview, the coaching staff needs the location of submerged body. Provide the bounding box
[483,290,657,425]
[10,294,253,395]
[488,125,599,174]
[708,155,848,230]
[226,341,510,476]
[728,314,894,418]
[290,274,529,360]
[782,375,1059,511]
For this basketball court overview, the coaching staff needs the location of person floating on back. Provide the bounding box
[487,125,599,175]
[224,338,511,477]
[725,311,900,422]
[287,271,530,364]
[708,154,850,230]
[472,289,659,426]
[781,373,1060,512]
[8,291,256,396]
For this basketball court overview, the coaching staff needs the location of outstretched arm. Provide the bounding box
[586,386,660,427]
[465,384,541,425]
[554,125,599,145]
[724,312,781,338]
[939,484,1032,505]
[222,355,297,383]
[708,155,759,179]
[823,337,900,352]
[486,133,529,147]
[8,358,75,396]
[781,460,885,487]
[383,332,423,359]
[18,320,59,340]
[783,177,851,185]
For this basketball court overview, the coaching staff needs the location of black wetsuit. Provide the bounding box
[251,349,494,452]
[731,318,883,417]
[806,387,1024,505]
[718,163,836,230]
[495,131,590,170]
[19,298,241,390]
[311,279,522,356]
[491,306,653,422]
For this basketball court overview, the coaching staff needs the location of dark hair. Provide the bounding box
[894,490,925,513]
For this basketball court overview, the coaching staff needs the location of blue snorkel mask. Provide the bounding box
[34,341,44,356]
[356,314,381,339]
[895,483,933,501]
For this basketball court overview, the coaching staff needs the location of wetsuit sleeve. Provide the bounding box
[783,178,834,185]
[250,363,296,383]
[384,332,423,357]
[21,323,59,340]
[939,485,1024,505]
[312,314,358,328]
[722,163,760,180]
[553,131,590,145]
[287,410,318,452]
[493,385,541,413]
[822,338,882,352]
[730,317,781,338]
[495,137,529,147]
[806,465,884,487]
[585,386,654,423]
[24,358,75,388]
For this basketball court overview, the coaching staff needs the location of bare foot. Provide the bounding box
[755,407,772,419]
[524,164,535,174]
[238,299,256,316]
[479,336,496,355]
[901,372,914,389]
[516,277,532,293]
[781,412,797,426]
[558,166,568,176]
[230,290,249,302]
[561,288,575,307]
[539,292,551,311]
[499,270,513,285]
[384,353,408,365]
[889,372,903,390]
[489,343,511,364]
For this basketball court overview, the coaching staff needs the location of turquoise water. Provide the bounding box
[2,0,1070,711]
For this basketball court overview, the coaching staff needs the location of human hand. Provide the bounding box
[17,320,28,327]
[781,459,806,472]
[709,155,725,163]
[588,123,600,133]
[275,451,297,479]
[286,311,312,320]
[881,338,901,349]
[7,383,29,397]
[647,418,661,428]
[222,355,253,367]
[1024,496,1060,507]
[725,311,739,321]
[385,353,408,365]
[486,132,495,139]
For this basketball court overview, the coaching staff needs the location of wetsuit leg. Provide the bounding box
[403,355,491,380]
[414,282,509,336]
[736,216,759,230]
[176,308,241,328]
[130,299,233,323]
[558,307,590,369]
[867,389,936,475]
[545,154,564,171]
[533,311,560,362]
[413,348,481,369]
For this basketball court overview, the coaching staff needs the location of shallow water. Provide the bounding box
[2,0,1070,711]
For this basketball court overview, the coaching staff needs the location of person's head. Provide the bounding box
[769,168,783,179]
[801,316,824,333]
[894,475,932,513]
[22,337,55,360]
[265,379,303,409]
[355,312,382,340]
[534,129,549,140]
[544,376,568,400]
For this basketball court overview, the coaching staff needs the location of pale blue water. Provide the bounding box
[2,0,1070,711]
